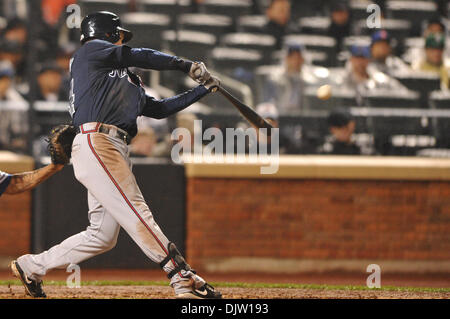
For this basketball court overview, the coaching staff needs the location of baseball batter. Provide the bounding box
[11,11,221,299]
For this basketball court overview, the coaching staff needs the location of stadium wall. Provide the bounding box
[185,156,450,274]
[0,152,34,267]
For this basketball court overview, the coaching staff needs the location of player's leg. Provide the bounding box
[16,191,120,279]
[74,131,220,298]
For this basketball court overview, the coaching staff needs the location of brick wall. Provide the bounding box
[0,192,31,256]
[186,178,450,271]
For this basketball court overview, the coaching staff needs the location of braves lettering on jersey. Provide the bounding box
[0,171,11,196]
[70,39,208,137]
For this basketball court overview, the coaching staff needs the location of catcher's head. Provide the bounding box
[80,11,133,45]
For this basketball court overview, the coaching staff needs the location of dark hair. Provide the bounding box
[268,0,289,8]
[426,17,445,33]
[328,108,353,128]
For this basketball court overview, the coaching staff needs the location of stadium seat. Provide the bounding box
[271,50,328,66]
[237,15,267,33]
[162,30,216,62]
[429,90,450,109]
[209,47,262,104]
[283,35,337,67]
[220,33,276,64]
[416,148,450,158]
[210,47,262,73]
[389,134,437,156]
[363,89,421,108]
[137,0,191,28]
[298,16,331,35]
[138,0,191,16]
[367,108,434,155]
[393,71,442,108]
[349,0,378,22]
[121,12,171,50]
[291,0,327,20]
[79,0,130,15]
[178,14,233,37]
[386,1,437,36]
[201,0,253,19]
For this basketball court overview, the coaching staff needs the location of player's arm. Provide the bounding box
[4,164,63,195]
[141,86,209,119]
[89,40,209,82]
[142,77,220,119]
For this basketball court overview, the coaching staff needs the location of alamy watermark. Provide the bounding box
[66,264,81,288]
[366,264,381,289]
[366,4,382,29]
[66,4,81,29]
[170,120,280,175]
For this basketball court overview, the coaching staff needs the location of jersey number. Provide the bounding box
[68,78,75,118]
[68,58,75,118]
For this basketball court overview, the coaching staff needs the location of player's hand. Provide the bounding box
[204,76,220,92]
[189,62,211,84]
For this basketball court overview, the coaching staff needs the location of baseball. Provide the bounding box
[317,84,332,100]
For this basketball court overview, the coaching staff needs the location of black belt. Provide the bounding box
[77,123,131,145]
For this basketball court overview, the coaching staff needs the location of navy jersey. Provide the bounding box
[70,39,209,137]
[0,171,11,196]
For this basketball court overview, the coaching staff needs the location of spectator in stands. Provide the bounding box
[423,17,446,36]
[318,108,361,155]
[327,1,351,53]
[262,44,307,113]
[412,33,449,90]
[0,61,25,102]
[0,61,27,152]
[0,19,28,80]
[344,45,371,90]
[340,44,410,104]
[36,62,68,101]
[1,18,27,45]
[368,30,410,76]
[0,39,24,75]
[265,0,298,49]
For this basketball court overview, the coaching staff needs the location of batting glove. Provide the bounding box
[189,62,211,84]
[203,76,220,92]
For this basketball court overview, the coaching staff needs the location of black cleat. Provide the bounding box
[10,260,46,298]
[176,283,222,299]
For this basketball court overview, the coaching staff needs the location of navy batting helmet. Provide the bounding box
[80,11,132,44]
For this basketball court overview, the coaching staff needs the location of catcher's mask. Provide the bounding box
[80,11,133,44]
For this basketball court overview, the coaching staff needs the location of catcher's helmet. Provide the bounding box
[80,11,132,44]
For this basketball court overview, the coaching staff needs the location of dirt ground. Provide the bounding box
[0,285,449,299]
[0,269,448,299]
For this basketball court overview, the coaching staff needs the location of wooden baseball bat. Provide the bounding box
[217,86,274,133]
